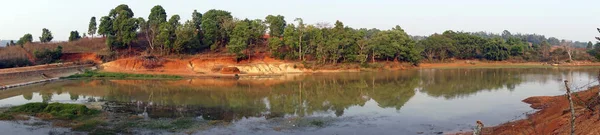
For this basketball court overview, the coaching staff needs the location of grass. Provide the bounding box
[0,102,207,134]
[62,70,182,79]
[2,102,100,120]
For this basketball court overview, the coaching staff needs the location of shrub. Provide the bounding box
[34,46,63,64]
[0,58,32,69]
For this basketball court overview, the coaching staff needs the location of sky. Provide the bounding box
[0,0,599,42]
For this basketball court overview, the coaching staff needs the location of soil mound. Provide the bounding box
[220,67,240,74]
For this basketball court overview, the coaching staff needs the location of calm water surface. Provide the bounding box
[0,68,598,135]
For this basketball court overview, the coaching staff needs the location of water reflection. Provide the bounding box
[0,68,598,123]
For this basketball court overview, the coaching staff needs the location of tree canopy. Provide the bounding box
[39,28,53,43]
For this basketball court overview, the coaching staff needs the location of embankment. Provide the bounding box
[0,63,94,88]
[100,56,363,77]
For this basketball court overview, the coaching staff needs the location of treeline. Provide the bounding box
[5,4,595,65]
[417,31,595,62]
[90,4,594,64]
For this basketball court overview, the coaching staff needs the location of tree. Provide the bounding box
[88,17,97,38]
[102,4,139,51]
[201,9,233,50]
[147,5,167,52]
[155,15,180,54]
[174,21,202,53]
[295,18,305,61]
[69,31,81,41]
[17,34,33,45]
[9,40,15,46]
[501,30,512,40]
[39,28,53,43]
[587,41,593,50]
[192,10,202,31]
[97,16,112,37]
[417,34,456,62]
[283,23,298,59]
[482,38,509,61]
[265,15,286,37]
[228,19,251,60]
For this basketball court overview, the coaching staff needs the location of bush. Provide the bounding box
[0,58,32,69]
[34,46,63,64]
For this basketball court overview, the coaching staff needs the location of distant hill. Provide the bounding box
[0,40,13,47]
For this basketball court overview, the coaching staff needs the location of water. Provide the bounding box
[0,68,598,134]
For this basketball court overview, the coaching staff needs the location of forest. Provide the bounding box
[4,4,599,66]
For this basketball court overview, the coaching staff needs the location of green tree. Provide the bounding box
[283,23,298,59]
[156,15,180,54]
[201,9,233,50]
[482,38,510,61]
[418,34,456,62]
[69,31,81,41]
[294,18,306,61]
[265,15,286,37]
[97,16,112,37]
[103,4,139,50]
[147,5,167,52]
[39,28,53,43]
[17,34,33,45]
[174,21,202,54]
[88,17,97,38]
[228,19,251,60]
[587,41,593,50]
[192,10,202,31]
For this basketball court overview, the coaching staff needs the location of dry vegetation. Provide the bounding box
[0,38,107,61]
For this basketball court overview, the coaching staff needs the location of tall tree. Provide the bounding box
[201,9,232,50]
[103,4,139,50]
[97,16,112,37]
[295,18,305,61]
[88,17,97,38]
[228,19,251,60]
[265,15,286,37]
[156,15,180,54]
[147,5,167,52]
[283,23,298,59]
[192,10,202,31]
[587,41,593,50]
[39,28,53,43]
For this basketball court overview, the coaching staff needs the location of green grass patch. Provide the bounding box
[62,70,182,79]
[2,102,100,120]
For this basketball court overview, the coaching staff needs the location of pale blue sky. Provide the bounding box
[0,0,598,42]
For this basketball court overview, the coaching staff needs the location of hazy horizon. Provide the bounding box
[0,0,598,42]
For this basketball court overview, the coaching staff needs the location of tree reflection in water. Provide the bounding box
[2,68,598,122]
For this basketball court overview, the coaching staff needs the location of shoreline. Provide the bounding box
[2,60,600,89]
